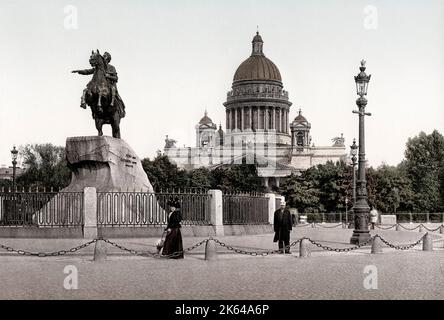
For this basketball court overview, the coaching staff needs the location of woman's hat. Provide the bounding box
[167,198,181,208]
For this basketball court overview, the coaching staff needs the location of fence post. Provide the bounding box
[0,193,3,222]
[93,240,107,262]
[204,239,217,261]
[299,238,311,258]
[208,189,224,236]
[371,236,383,254]
[422,233,433,251]
[83,187,98,239]
[426,212,430,224]
[266,193,276,225]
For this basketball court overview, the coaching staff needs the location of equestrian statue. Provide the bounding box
[72,50,125,139]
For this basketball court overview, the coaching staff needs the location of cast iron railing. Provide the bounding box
[0,190,83,227]
[222,192,269,225]
[96,190,211,226]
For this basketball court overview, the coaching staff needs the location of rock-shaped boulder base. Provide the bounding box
[63,136,154,192]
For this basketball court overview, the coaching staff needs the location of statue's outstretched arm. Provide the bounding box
[72,68,95,75]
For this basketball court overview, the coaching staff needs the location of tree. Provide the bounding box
[306,161,350,213]
[16,143,71,190]
[280,174,320,213]
[369,164,414,213]
[186,168,212,190]
[210,164,265,193]
[403,130,444,212]
[279,161,350,213]
[141,153,188,191]
[141,154,265,193]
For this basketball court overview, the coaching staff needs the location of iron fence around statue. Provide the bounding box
[96,190,211,227]
[222,192,269,225]
[0,189,83,227]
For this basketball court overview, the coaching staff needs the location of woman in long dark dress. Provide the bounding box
[162,200,184,259]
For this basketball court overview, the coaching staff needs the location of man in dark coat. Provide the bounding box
[273,200,293,254]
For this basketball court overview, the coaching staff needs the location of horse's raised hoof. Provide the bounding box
[97,107,103,113]
[80,103,87,109]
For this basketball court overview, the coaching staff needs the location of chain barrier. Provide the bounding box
[211,237,301,256]
[375,234,424,250]
[0,239,97,257]
[314,223,343,229]
[0,227,437,259]
[295,224,311,228]
[102,238,208,259]
[397,224,422,231]
[375,223,443,232]
[306,237,374,252]
[375,224,397,230]
[421,225,442,232]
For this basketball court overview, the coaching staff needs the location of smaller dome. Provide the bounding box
[294,109,307,123]
[199,110,213,125]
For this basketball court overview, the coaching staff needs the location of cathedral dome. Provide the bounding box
[233,32,282,83]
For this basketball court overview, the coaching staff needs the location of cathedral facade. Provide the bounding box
[164,32,347,188]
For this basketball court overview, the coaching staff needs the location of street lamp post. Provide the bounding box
[348,139,358,229]
[11,146,18,191]
[350,60,372,245]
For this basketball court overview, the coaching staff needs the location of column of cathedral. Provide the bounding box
[226,110,229,130]
[226,106,291,133]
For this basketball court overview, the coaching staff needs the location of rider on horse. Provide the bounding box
[72,51,125,117]
[71,50,125,139]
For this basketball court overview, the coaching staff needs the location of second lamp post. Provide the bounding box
[11,145,18,191]
[348,138,358,229]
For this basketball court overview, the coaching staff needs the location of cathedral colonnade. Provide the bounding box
[225,106,289,133]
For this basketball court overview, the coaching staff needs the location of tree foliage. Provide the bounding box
[403,130,444,212]
[16,143,71,190]
[141,154,265,193]
[280,161,350,213]
[279,130,444,213]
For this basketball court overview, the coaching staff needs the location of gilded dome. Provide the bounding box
[233,32,282,83]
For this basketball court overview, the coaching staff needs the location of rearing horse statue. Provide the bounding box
[72,50,125,139]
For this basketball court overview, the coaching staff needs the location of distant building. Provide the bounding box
[164,32,347,189]
[0,165,24,181]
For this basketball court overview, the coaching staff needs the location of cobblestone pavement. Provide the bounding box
[0,227,443,300]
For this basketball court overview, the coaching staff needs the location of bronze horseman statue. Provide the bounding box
[72,50,126,139]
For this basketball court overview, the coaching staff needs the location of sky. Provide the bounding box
[0,0,443,168]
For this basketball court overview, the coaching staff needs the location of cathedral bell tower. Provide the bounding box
[290,109,311,151]
[195,110,217,149]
